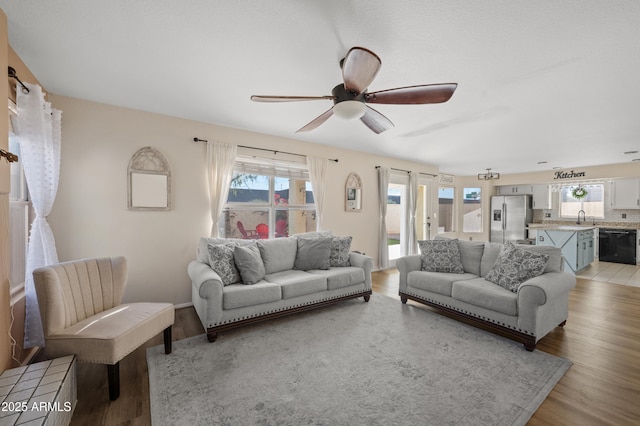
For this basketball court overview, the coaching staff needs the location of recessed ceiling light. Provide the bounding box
[624,151,639,154]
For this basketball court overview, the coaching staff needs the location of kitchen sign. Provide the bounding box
[553,170,586,180]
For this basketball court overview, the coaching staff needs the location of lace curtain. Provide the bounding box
[377,166,390,269]
[207,141,237,237]
[306,156,327,231]
[16,83,62,348]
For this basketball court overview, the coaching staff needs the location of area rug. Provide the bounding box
[147,295,570,426]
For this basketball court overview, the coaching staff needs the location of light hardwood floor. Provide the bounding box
[68,270,640,425]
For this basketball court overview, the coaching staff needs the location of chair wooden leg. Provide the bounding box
[164,326,172,354]
[107,362,120,400]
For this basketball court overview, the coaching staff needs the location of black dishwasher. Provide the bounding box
[598,228,637,264]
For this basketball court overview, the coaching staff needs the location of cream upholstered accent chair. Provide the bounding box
[33,256,175,400]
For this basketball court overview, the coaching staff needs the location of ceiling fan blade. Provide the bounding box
[251,95,335,102]
[296,108,334,133]
[360,105,394,134]
[365,83,458,104]
[342,47,381,94]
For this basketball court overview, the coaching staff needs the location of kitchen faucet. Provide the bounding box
[577,210,586,225]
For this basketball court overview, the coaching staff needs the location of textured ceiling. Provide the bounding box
[2,0,640,175]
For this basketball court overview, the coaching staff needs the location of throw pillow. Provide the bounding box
[257,238,297,274]
[207,243,240,285]
[485,241,550,292]
[418,239,464,273]
[330,236,352,267]
[233,244,266,285]
[294,237,332,270]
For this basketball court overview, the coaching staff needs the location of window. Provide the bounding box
[219,156,316,239]
[559,184,604,219]
[385,180,406,261]
[462,187,482,233]
[438,187,455,233]
[8,102,31,294]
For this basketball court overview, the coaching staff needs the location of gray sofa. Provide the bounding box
[397,239,576,350]
[188,234,373,342]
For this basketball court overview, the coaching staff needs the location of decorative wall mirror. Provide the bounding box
[128,146,171,210]
[345,172,362,212]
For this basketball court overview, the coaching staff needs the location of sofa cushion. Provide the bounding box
[294,237,332,270]
[222,281,282,310]
[330,236,352,267]
[480,242,503,277]
[485,242,549,292]
[407,270,477,296]
[234,244,266,285]
[451,278,518,316]
[198,237,252,265]
[418,239,464,273]
[264,270,327,299]
[307,267,365,290]
[435,237,485,275]
[516,244,562,273]
[207,243,240,285]
[257,238,298,274]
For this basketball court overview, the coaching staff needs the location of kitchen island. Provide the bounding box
[528,225,595,273]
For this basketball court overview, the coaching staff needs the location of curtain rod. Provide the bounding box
[8,67,30,94]
[375,165,438,177]
[193,138,338,162]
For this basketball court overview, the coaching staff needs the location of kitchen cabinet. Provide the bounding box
[531,184,552,209]
[536,228,595,273]
[611,178,640,209]
[497,185,533,195]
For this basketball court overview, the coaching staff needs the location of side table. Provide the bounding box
[0,355,77,425]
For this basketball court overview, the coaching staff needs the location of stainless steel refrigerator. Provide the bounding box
[490,195,533,244]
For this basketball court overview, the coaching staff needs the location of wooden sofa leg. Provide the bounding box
[363,294,370,302]
[523,340,536,352]
[207,330,218,342]
[400,295,408,304]
[164,326,172,354]
[107,362,120,400]
[558,320,567,327]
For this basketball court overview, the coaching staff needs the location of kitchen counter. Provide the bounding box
[528,223,640,230]
[528,224,596,231]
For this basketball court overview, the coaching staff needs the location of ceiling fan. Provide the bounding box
[250,47,457,134]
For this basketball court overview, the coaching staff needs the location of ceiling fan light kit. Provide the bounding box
[333,100,366,119]
[251,46,457,134]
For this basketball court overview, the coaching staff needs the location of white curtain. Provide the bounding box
[306,156,327,231]
[377,166,390,269]
[207,140,237,237]
[16,83,62,348]
[405,171,419,255]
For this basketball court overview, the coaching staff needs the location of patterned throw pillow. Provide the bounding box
[418,239,464,273]
[207,243,240,285]
[485,241,550,292]
[330,236,352,267]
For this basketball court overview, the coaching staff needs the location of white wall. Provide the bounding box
[48,95,439,305]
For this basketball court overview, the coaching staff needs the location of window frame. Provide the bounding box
[558,183,605,219]
[220,155,317,239]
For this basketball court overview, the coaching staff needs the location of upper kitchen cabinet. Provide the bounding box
[531,184,552,209]
[496,185,533,195]
[611,178,640,209]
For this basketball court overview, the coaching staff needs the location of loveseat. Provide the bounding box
[188,233,373,342]
[397,239,576,350]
